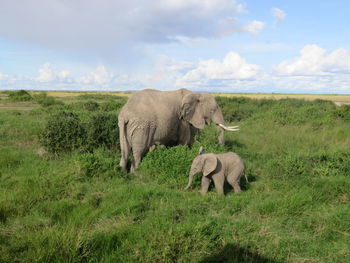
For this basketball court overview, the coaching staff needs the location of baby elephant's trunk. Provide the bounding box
[184,173,195,190]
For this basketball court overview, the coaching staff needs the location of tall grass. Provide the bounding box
[1,93,350,262]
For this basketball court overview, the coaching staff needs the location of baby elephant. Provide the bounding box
[185,151,247,195]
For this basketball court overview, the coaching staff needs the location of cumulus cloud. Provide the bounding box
[80,66,115,85]
[275,45,350,76]
[36,63,72,83]
[241,21,265,35]
[0,0,263,57]
[271,8,286,24]
[3,55,350,94]
[0,72,9,80]
[267,74,350,94]
[178,51,260,87]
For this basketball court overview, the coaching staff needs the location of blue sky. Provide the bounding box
[1,0,350,93]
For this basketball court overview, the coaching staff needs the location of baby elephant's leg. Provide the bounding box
[227,171,242,193]
[201,176,212,195]
[212,174,225,195]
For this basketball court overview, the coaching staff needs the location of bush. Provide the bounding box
[40,111,86,154]
[216,97,339,125]
[86,112,119,150]
[32,92,48,103]
[83,101,99,111]
[100,99,126,112]
[266,99,335,125]
[139,145,198,189]
[39,109,122,154]
[334,105,350,121]
[216,97,274,122]
[33,92,64,107]
[76,149,124,179]
[76,93,118,100]
[8,90,32,102]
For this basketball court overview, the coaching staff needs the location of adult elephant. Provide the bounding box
[118,88,238,172]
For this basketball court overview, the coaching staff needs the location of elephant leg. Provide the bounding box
[119,143,130,171]
[200,176,212,195]
[212,173,225,195]
[130,128,151,173]
[227,173,241,193]
[119,122,131,171]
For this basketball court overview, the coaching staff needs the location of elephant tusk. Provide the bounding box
[218,124,240,131]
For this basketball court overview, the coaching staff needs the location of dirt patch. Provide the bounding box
[0,102,38,111]
[334,101,350,106]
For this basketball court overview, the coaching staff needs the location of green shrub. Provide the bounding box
[216,97,274,122]
[257,99,335,125]
[217,97,339,125]
[40,97,63,107]
[40,111,86,154]
[76,149,124,179]
[8,90,32,102]
[32,92,48,103]
[100,99,126,112]
[76,93,119,100]
[83,101,99,111]
[86,112,119,150]
[334,105,350,121]
[62,102,86,112]
[139,145,198,189]
[33,92,64,107]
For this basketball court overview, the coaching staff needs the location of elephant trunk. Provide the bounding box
[218,126,225,145]
[184,172,195,190]
[212,108,227,145]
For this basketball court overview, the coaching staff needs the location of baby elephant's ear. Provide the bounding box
[203,154,218,176]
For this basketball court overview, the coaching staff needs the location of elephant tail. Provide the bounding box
[119,118,131,170]
[243,170,248,183]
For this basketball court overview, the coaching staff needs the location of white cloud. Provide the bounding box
[242,21,265,35]
[0,72,9,80]
[3,56,350,94]
[271,8,286,24]
[80,66,115,85]
[0,0,263,57]
[36,63,72,83]
[179,51,260,87]
[267,74,350,94]
[275,45,350,76]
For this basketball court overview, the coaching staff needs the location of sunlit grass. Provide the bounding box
[1,93,350,262]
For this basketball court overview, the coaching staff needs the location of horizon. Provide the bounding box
[5,89,350,97]
[1,1,350,94]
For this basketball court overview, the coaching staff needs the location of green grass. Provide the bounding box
[1,92,350,262]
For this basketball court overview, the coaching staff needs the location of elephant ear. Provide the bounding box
[180,93,205,129]
[203,154,218,176]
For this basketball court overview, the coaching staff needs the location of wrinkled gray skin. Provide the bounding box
[185,152,246,195]
[118,88,229,172]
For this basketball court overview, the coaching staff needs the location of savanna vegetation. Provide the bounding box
[0,90,350,262]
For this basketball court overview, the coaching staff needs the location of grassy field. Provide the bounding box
[1,90,350,262]
[3,90,350,103]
